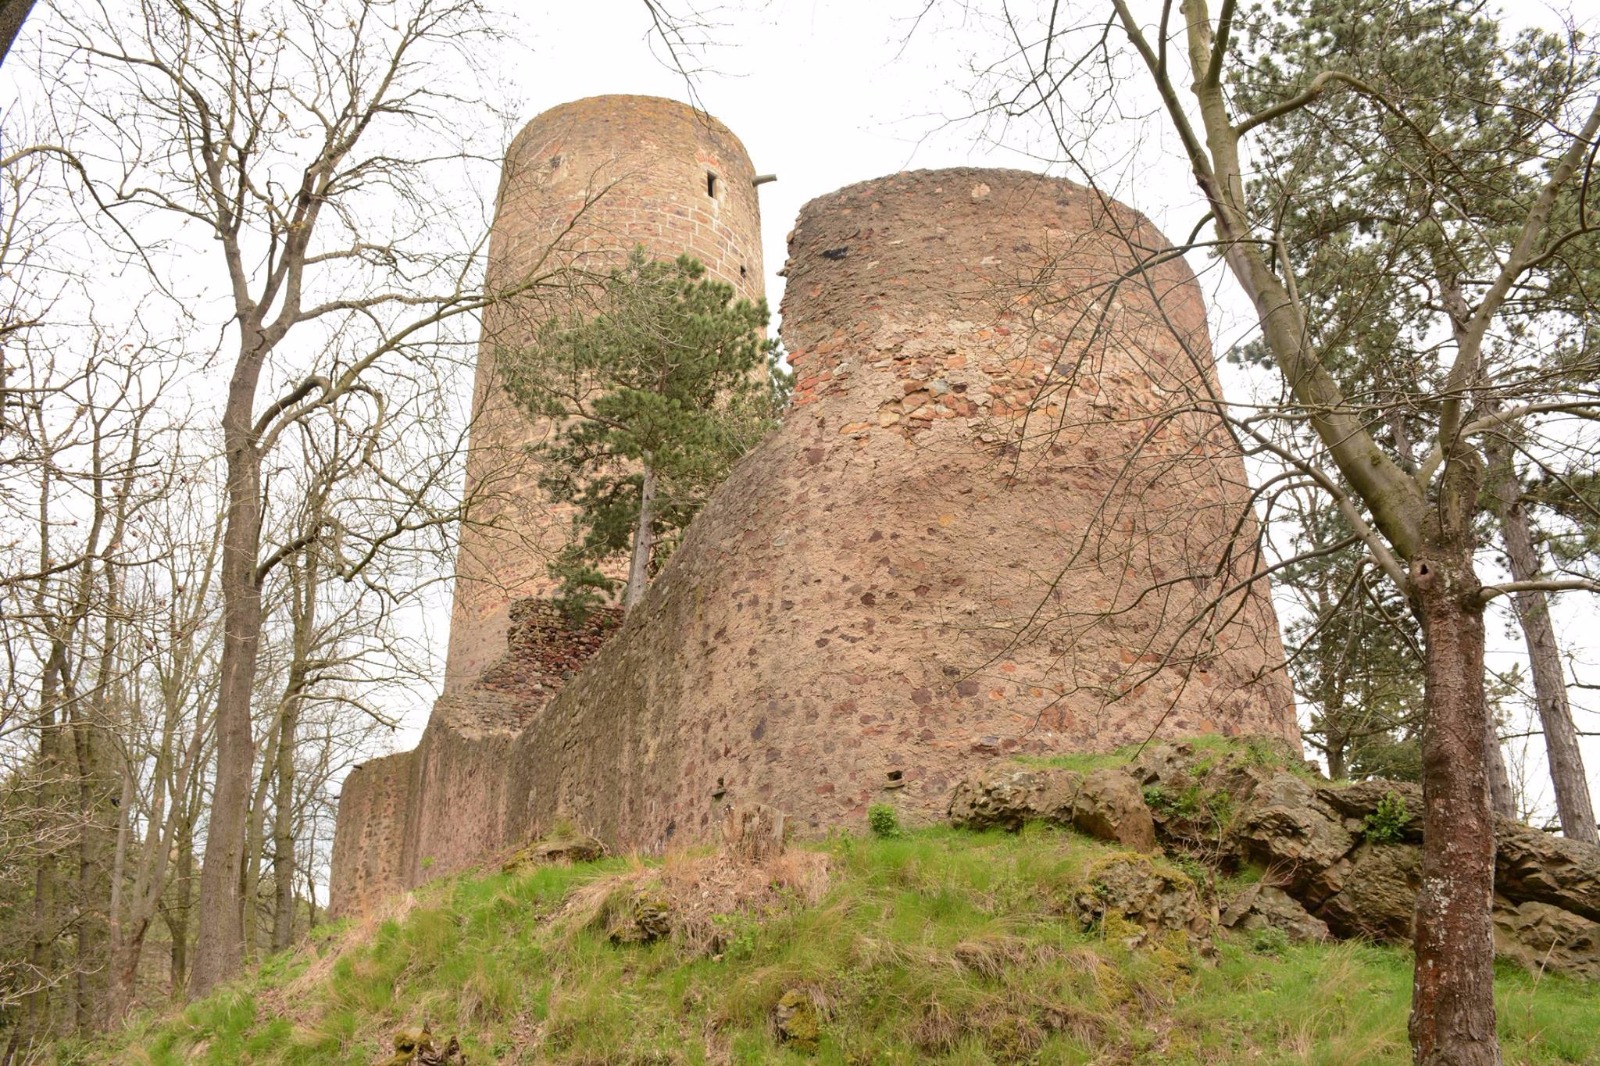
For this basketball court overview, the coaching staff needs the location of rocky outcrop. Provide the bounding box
[952,741,1600,981]
[949,767,1157,852]
[1220,884,1329,944]
[1075,854,1214,956]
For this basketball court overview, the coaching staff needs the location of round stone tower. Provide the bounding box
[489,167,1299,846]
[446,95,766,689]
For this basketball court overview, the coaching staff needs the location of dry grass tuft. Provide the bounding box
[558,845,830,956]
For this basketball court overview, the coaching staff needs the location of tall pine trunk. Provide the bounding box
[1409,455,1501,1066]
[1487,444,1598,843]
[624,462,657,610]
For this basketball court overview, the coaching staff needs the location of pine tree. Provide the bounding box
[500,249,789,616]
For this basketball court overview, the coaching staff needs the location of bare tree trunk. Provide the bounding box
[166,813,193,998]
[624,461,657,610]
[1409,457,1501,1066]
[1487,444,1598,844]
[21,642,69,1048]
[303,857,317,933]
[0,0,39,68]
[242,718,281,960]
[1325,738,1348,781]
[271,701,299,951]
[192,346,269,995]
[71,719,114,1032]
[1486,718,1515,821]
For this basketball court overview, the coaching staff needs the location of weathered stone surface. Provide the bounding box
[478,600,624,698]
[1075,855,1215,955]
[500,832,606,873]
[774,989,822,1052]
[1492,898,1600,983]
[1027,741,1600,981]
[946,766,1155,851]
[1315,843,1421,942]
[332,132,1304,913]
[947,769,1083,832]
[1220,884,1329,943]
[1316,779,1423,840]
[1072,769,1159,853]
[1234,774,1354,904]
[445,96,765,690]
[608,892,673,945]
[720,803,787,863]
[1494,818,1600,922]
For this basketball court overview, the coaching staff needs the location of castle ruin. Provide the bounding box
[329,96,1297,917]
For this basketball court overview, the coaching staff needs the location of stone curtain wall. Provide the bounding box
[330,166,1297,914]
[445,96,766,688]
[327,748,415,917]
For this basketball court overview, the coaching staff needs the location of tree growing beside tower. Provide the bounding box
[499,248,789,618]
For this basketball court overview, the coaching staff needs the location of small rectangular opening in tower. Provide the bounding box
[706,171,718,197]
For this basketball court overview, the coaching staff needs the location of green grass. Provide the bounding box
[72,825,1597,1066]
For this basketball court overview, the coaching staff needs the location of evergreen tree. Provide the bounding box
[1231,0,1599,843]
[500,249,789,616]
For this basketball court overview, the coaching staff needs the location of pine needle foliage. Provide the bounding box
[499,248,789,618]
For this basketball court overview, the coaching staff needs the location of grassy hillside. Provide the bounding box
[70,824,1596,1066]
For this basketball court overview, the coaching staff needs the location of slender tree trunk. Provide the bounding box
[1487,445,1598,844]
[104,920,150,1025]
[71,718,114,1032]
[1326,737,1348,781]
[271,700,299,951]
[22,643,69,1048]
[167,815,194,998]
[192,341,270,995]
[1486,718,1515,821]
[273,556,314,952]
[1409,456,1501,1066]
[624,461,657,609]
[303,858,317,932]
[0,0,39,68]
[242,724,279,961]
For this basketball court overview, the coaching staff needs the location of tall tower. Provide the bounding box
[446,96,766,689]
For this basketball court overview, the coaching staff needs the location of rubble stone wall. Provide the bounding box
[330,164,1298,914]
[327,747,416,917]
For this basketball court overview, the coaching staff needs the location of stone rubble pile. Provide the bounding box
[477,598,623,696]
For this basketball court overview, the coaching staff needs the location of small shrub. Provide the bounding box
[1205,790,1234,826]
[867,803,902,838]
[1174,857,1210,886]
[1361,791,1410,845]
[1142,785,1174,814]
[1250,926,1291,956]
[711,913,759,959]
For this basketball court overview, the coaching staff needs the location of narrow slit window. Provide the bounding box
[706,171,718,197]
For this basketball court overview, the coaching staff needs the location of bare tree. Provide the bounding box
[45,0,595,993]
